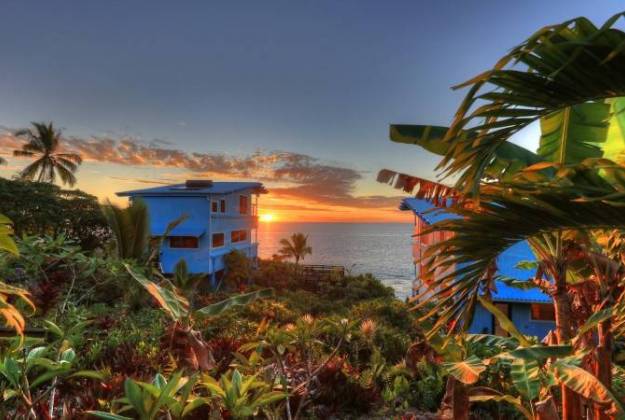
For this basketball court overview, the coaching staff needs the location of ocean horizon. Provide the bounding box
[257,221,414,299]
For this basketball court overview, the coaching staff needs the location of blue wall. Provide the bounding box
[469,303,494,334]
[510,303,553,339]
[468,302,554,339]
[140,196,212,273]
[133,190,258,275]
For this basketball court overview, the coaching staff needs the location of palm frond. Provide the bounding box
[55,163,78,187]
[19,161,42,181]
[102,199,149,260]
[13,150,35,157]
[13,122,81,186]
[439,12,625,194]
[419,168,625,337]
[55,152,82,164]
[377,169,460,207]
[390,124,541,181]
[56,156,79,172]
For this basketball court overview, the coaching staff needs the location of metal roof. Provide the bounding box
[402,197,551,304]
[117,181,267,197]
[400,197,461,224]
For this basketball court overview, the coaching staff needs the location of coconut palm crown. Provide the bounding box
[13,122,82,186]
[278,233,312,264]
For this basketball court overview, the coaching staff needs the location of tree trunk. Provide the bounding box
[594,319,613,420]
[438,377,469,420]
[535,396,560,420]
[553,264,581,420]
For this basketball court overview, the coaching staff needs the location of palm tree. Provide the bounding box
[102,199,150,260]
[278,233,312,265]
[377,12,625,420]
[13,122,82,186]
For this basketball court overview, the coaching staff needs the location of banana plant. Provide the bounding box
[443,296,625,419]
[89,371,206,420]
[201,369,286,419]
[125,264,272,371]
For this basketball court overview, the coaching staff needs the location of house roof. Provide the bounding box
[117,181,267,197]
[400,197,461,224]
[401,197,551,304]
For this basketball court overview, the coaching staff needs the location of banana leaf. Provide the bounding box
[538,102,610,165]
[390,124,541,181]
[196,289,273,317]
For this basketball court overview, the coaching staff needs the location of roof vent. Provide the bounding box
[184,180,213,189]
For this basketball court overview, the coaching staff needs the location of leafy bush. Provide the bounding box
[0,178,110,250]
[224,249,252,290]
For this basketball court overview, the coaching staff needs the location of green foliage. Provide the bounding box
[510,359,540,401]
[90,371,205,420]
[412,360,446,412]
[278,232,312,264]
[223,249,252,290]
[13,122,82,186]
[0,217,33,337]
[552,358,625,415]
[201,369,286,419]
[0,236,424,418]
[0,342,102,415]
[0,214,18,255]
[171,259,203,304]
[0,178,110,250]
[196,289,273,318]
[103,200,150,261]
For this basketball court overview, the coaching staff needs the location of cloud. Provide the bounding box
[0,133,402,210]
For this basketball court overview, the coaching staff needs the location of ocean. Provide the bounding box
[257,222,415,300]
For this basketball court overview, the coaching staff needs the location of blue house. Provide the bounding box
[401,198,555,339]
[117,180,267,285]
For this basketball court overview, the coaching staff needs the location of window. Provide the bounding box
[212,233,225,248]
[530,304,555,321]
[239,195,249,214]
[169,236,199,249]
[220,199,226,213]
[231,230,248,243]
[211,201,218,213]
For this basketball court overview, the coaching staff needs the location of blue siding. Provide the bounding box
[469,304,494,334]
[510,303,553,339]
[121,185,261,275]
[468,303,554,339]
[140,196,212,273]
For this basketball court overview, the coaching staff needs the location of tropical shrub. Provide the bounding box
[223,249,252,291]
[0,178,109,250]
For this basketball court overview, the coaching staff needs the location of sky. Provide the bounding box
[0,1,622,222]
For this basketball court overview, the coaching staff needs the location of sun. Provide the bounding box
[260,213,274,222]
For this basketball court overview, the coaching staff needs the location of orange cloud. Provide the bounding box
[0,131,409,222]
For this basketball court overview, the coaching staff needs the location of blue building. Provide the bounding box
[117,180,267,284]
[401,198,555,339]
